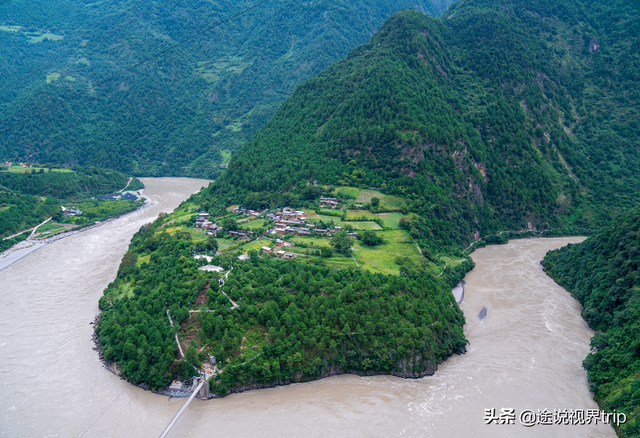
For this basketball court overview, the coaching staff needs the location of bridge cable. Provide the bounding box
[1,0,180,92]
[0,0,272,135]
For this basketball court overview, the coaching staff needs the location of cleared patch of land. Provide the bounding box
[27,32,64,43]
[333,186,360,199]
[355,190,406,211]
[0,25,22,32]
[351,230,422,275]
[46,72,61,83]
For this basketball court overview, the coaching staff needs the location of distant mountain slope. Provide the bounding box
[0,0,454,177]
[200,0,640,248]
[543,206,640,437]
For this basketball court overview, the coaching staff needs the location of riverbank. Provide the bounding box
[451,280,464,304]
[0,193,152,272]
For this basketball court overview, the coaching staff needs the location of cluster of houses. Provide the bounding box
[319,197,339,209]
[261,242,297,260]
[195,206,359,242]
[96,192,138,201]
[62,206,82,217]
[265,208,311,236]
[195,212,256,239]
[195,212,222,235]
[231,207,264,218]
[2,162,30,168]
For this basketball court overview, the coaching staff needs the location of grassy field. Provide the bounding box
[290,231,422,275]
[46,72,61,83]
[333,186,360,199]
[344,210,377,221]
[351,230,422,275]
[441,256,466,267]
[136,254,151,267]
[350,221,382,230]
[27,32,64,43]
[36,221,68,233]
[216,238,237,250]
[291,236,332,248]
[355,190,406,211]
[308,213,381,230]
[324,256,358,270]
[220,149,232,165]
[240,238,274,253]
[0,25,22,32]
[343,210,403,229]
[317,209,342,216]
[376,212,403,229]
[243,218,267,229]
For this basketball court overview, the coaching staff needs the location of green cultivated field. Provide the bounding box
[352,230,422,275]
[333,186,360,199]
[241,238,274,253]
[355,190,406,211]
[243,218,267,229]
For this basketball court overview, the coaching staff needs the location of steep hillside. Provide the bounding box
[199,0,640,248]
[543,207,640,437]
[0,0,453,178]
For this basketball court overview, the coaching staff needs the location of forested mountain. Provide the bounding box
[543,207,640,437]
[197,0,640,249]
[0,0,453,178]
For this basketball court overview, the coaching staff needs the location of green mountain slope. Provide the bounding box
[198,0,640,248]
[543,207,640,437]
[0,0,453,178]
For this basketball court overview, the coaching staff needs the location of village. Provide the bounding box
[193,197,359,262]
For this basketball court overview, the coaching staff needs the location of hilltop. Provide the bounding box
[199,0,640,249]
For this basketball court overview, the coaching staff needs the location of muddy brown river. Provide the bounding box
[0,178,616,437]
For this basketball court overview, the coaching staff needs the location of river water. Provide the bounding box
[0,179,616,438]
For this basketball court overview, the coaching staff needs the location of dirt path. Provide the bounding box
[3,217,52,241]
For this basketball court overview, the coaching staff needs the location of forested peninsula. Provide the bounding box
[543,207,640,437]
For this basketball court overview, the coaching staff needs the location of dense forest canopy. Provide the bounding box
[195,0,640,250]
[543,206,640,437]
[0,0,454,178]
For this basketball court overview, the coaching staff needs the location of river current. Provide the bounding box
[0,178,616,437]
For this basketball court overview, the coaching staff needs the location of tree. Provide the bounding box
[204,236,218,252]
[185,342,201,368]
[222,217,238,231]
[321,247,333,258]
[302,185,322,200]
[361,230,383,246]
[330,230,352,256]
[371,197,380,207]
